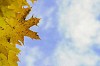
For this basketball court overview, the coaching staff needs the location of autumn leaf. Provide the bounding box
[0,0,40,66]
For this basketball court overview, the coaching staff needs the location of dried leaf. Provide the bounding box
[0,0,40,65]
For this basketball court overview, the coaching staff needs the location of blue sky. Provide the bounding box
[18,0,100,66]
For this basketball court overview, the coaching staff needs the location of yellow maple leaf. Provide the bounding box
[0,0,40,66]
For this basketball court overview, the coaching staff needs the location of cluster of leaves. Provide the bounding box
[0,0,40,66]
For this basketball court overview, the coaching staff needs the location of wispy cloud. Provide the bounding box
[18,46,43,66]
[50,0,100,66]
[57,0,100,51]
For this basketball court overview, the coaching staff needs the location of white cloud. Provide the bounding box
[43,17,54,30]
[49,0,100,66]
[38,7,55,30]
[52,42,100,66]
[18,46,43,66]
[25,47,43,66]
[57,0,100,50]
